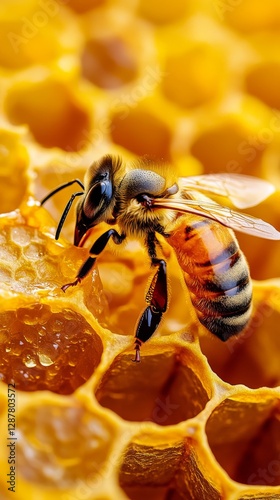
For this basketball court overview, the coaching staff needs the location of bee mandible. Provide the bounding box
[41,155,280,362]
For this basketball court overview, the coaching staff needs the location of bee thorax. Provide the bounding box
[119,169,166,199]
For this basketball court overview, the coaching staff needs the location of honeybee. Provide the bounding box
[41,155,280,361]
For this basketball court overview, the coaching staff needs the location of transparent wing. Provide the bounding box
[179,174,275,209]
[153,198,280,240]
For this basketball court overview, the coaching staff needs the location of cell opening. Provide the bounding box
[206,397,280,487]
[120,438,184,500]
[119,435,222,500]
[95,347,210,425]
[81,37,138,89]
[5,80,91,152]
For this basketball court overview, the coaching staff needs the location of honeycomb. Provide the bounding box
[0,1,280,499]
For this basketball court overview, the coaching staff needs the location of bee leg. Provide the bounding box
[61,229,125,292]
[133,259,167,362]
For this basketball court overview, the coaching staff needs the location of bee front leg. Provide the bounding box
[133,259,167,362]
[61,229,125,292]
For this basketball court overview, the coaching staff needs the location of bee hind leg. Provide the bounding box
[133,258,167,362]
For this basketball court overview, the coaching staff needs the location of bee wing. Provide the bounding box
[179,174,275,209]
[153,198,280,240]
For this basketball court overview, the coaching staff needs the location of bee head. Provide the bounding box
[74,155,121,245]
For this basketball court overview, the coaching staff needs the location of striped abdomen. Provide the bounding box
[166,216,252,341]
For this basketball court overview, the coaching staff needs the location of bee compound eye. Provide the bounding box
[83,180,112,218]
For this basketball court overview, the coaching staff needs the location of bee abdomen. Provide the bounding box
[186,247,252,340]
[167,217,252,341]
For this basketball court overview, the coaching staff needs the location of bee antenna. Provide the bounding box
[55,191,84,240]
[40,179,84,205]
